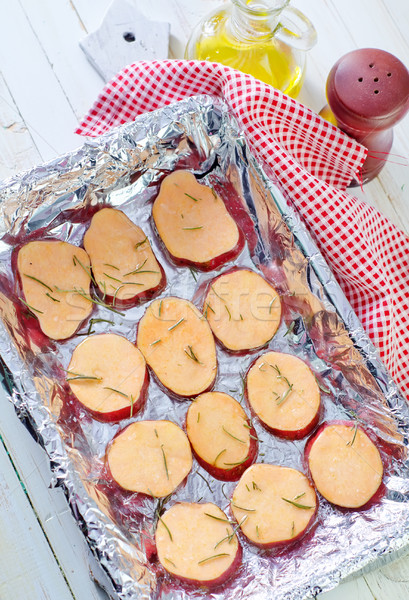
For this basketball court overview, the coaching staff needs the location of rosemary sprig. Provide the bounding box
[230,501,256,512]
[182,226,203,231]
[184,345,201,363]
[184,192,199,202]
[134,237,147,250]
[19,297,44,314]
[157,514,173,541]
[347,422,359,447]
[161,444,169,480]
[23,274,53,292]
[62,287,125,316]
[270,363,294,406]
[213,448,226,465]
[198,553,229,565]
[197,472,213,494]
[281,497,313,510]
[222,426,245,444]
[103,386,128,398]
[168,318,185,332]
[46,292,60,302]
[73,254,96,285]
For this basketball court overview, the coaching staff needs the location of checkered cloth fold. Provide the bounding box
[76,60,409,400]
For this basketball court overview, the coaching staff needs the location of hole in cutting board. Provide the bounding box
[123,32,136,42]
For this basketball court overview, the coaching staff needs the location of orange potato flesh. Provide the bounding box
[17,240,93,340]
[67,333,146,416]
[83,208,163,303]
[152,171,240,265]
[156,502,239,583]
[186,392,252,473]
[204,269,281,351]
[246,352,320,437]
[231,464,317,546]
[307,424,383,508]
[137,297,217,396]
[107,420,192,497]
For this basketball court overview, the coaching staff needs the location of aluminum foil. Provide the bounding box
[1,95,409,600]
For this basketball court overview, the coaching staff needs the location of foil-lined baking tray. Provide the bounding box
[1,95,409,600]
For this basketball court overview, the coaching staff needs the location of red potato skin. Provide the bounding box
[243,356,322,440]
[188,423,259,481]
[304,420,386,511]
[159,226,245,272]
[93,262,167,309]
[201,266,282,355]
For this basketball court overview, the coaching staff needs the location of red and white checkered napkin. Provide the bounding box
[76,59,409,400]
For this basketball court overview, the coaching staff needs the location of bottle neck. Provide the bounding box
[230,0,288,43]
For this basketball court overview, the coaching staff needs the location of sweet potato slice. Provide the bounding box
[83,208,165,307]
[136,297,217,397]
[152,171,243,270]
[306,422,384,508]
[246,351,321,439]
[204,269,281,352]
[155,502,241,586]
[17,240,93,340]
[67,333,147,422]
[186,392,258,480]
[231,464,317,547]
[107,420,192,497]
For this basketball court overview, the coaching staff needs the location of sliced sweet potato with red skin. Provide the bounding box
[83,208,166,308]
[67,333,148,422]
[231,464,318,548]
[107,420,193,497]
[246,351,321,440]
[152,171,244,271]
[186,392,258,481]
[305,421,384,509]
[155,502,241,586]
[136,297,217,397]
[17,240,93,340]
[203,268,281,352]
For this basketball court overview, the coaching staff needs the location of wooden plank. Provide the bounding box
[0,0,82,162]
[0,388,108,600]
[0,430,74,600]
[0,71,42,180]
[17,0,108,119]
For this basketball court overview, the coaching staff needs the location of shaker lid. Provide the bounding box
[327,48,409,128]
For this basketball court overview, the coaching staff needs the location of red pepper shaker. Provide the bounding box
[320,48,409,186]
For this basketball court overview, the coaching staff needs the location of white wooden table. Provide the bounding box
[0,1,408,599]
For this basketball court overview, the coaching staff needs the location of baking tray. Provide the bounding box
[1,95,409,600]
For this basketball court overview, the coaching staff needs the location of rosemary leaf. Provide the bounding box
[184,345,201,363]
[66,374,102,382]
[168,318,185,332]
[19,298,44,314]
[293,492,306,501]
[197,472,213,494]
[198,553,229,565]
[150,339,161,346]
[182,226,203,231]
[46,292,60,302]
[213,448,226,465]
[281,497,313,510]
[103,263,120,270]
[204,513,233,524]
[123,258,148,277]
[225,305,232,321]
[130,395,135,418]
[189,268,198,282]
[23,274,53,292]
[230,501,256,512]
[347,422,359,447]
[103,386,128,398]
[164,557,177,568]
[73,254,96,285]
[158,300,163,317]
[224,456,249,469]
[184,192,200,202]
[291,521,295,537]
[157,514,173,541]
[103,272,122,284]
[268,297,277,313]
[161,444,169,480]
[134,237,147,250]
[222,426,245,444]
